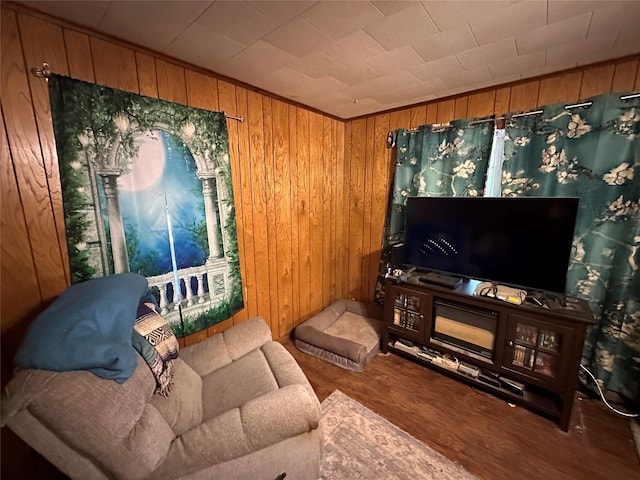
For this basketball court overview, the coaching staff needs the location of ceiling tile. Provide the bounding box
[371,1,415,17]
[469,0,546,45]
[288,33,385,81]
[288,51,342,79]
[546,31,618,70]
[422,0,512,31]
[189,1,281,46]
[516,12,591,56]
[348,70,420,98]
[20,0,109,28]
[216,40,295,84]
[473,72,520,90]
[326,30,387,63]
[98,1,212,51]
[305,87,355,106]
[488,50,546,79]
[412,24,478,62]
[410,55,464,81]
[613,27,640,56]
[376,80,445,105]
[247,1,317,23]
[427,86,472,102]
[574,30,621,64]
[588,2,640,38]
[456,37,517,70]
[164,29,245,70]
[547,0,623,23]
[253,66,314,97]
[295,75,349,98]
[264,17,334,57]
[301,1,384,39]
[441,65,493,89]
[325,59,381,86]
[364,3,439,50]
[576,32,637,66]
[366,45,425,75]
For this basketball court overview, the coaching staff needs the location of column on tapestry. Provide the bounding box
[48,74,244,338]
[501,92,640,403]
[374,117,495,304]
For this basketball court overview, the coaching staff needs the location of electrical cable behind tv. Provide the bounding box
[580,364,638,418]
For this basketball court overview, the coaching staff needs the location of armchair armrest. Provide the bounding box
[151,384,320,480]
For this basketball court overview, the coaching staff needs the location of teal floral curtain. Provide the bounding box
[502,93,640,402]
[374,118,495,303]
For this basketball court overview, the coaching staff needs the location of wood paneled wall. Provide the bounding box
[3,6,639,363]
[0,4,349,369]
[2,5,639,366]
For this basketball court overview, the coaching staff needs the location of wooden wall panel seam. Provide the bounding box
[232,86,252,323]
[18,13,73,286]
[2,10,68,304]
[1,106,45,333]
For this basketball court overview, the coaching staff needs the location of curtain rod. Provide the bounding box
[404,122,452,133]
[30,62,244,122]
[401,91,639,131]
[405,109,546,130]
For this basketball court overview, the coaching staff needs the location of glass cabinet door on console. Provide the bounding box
[504,315,574,389]
[389,287,426,342]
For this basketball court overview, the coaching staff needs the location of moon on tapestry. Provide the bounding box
[48,75,244,338]
[118,131,166,192]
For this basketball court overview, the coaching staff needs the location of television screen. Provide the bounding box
[403,197,579,294]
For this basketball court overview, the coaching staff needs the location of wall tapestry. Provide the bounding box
[48,75,244,337]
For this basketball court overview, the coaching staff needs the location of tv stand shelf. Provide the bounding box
[382,279,595,431]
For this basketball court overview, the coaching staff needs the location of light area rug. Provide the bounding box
[320,390,476,480]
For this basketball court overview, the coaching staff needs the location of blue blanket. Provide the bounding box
[14,273,148,383]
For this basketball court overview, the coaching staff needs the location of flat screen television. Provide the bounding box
[402,196,579,295]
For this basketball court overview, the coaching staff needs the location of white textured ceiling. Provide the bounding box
[19,0,640,119]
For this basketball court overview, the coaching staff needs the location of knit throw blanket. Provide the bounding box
[132,302,179,396]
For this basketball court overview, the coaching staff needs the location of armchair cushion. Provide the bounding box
[201,349,278,421]
[1,357,174,479]
[178,316,272,377]
[149,358,202,436]
[2,316,322,480]
[149,384,320,480]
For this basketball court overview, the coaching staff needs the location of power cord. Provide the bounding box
[580,364,639,418]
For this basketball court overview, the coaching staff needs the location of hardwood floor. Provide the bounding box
[281,336,640,480]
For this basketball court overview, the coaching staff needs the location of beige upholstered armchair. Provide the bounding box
[1,316,323,479]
